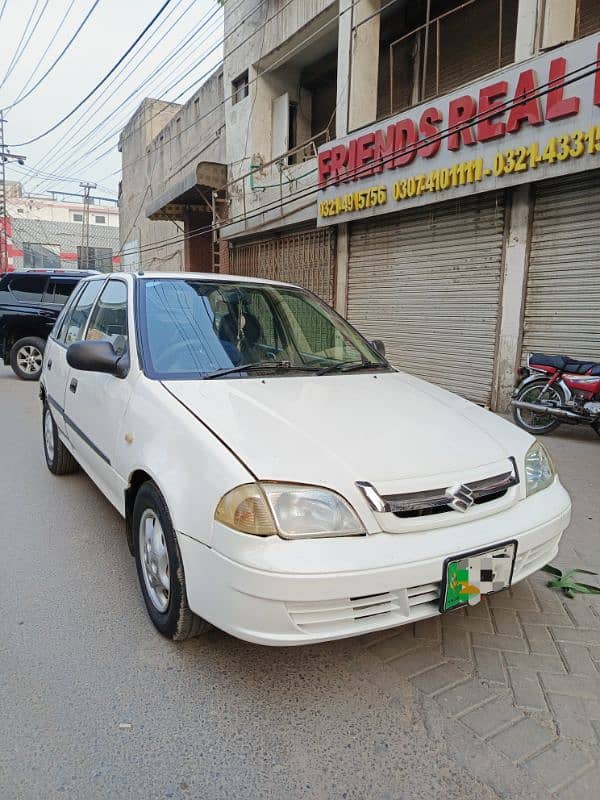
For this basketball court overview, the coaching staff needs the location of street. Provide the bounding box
[1,364,600,800]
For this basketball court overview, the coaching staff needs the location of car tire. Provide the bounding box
[133,481,211,641]
[43,403,79,475]
[10,336,46,381]
[512,379,564,435]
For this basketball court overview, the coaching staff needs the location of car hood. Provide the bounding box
[162,371,530,487]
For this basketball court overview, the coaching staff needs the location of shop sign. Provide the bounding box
[316,35,600,225]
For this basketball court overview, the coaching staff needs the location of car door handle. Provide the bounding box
[47,358,52,370]
[69,378,78,394]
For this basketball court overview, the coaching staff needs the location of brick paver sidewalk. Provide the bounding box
[359,426,600,799]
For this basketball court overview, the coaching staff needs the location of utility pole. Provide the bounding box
[0,111,26,273]
[79,181,96,270]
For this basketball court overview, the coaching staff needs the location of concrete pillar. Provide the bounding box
[492,186,533,411]
[348,0,380,132]
[336,0,353,138]
[491,0,541,410]
[514,0,539,60]
[334,223,349,316]
[541,0,576,50]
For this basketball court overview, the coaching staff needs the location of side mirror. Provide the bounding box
[67,340,128,378]
[371,339,386,358]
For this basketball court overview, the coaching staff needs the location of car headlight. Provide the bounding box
[524,441,555,497]
[215,483,365,539]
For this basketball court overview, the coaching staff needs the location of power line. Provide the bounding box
[37,0,292,188]
[5,0,102,111]
[8,0,176,147]
[119,57,600,267]
[0,0,44,90]
[27,0,199,187]
[30,0,257,190]
[0,0,8,26]
[29,0,227,190]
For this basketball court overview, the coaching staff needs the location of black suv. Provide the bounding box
[0,270,97,380]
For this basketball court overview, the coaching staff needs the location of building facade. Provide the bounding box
[118,0,600,410]
[5,182,120,272]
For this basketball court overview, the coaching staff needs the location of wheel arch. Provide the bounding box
[124,468,164,555]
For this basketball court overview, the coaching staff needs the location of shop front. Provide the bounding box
[317,33,600,406]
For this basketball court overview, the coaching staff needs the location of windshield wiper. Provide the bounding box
[316,360,385,376]
[202,361,320,380]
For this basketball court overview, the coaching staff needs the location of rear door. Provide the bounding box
[43,279,105,436]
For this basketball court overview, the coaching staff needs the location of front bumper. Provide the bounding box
[178,479,571,646]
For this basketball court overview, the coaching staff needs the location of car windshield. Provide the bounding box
[139,278,389,380]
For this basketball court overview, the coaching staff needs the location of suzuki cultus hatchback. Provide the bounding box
[41,273,571,644]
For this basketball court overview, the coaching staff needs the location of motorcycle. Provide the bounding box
[511,352,600,437]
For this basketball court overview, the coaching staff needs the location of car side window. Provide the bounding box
[85,280,128,356]
[57,280,104,346]
[7,275,47,303]
[43,279,78,306]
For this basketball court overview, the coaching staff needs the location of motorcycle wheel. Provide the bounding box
[512,379,565,435]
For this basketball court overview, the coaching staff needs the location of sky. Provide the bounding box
[0,0,223,200]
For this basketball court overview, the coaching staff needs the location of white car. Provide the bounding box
[40,272,571,645]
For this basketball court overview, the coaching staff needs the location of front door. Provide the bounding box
[44,279,105,436]
[62,278,132,510]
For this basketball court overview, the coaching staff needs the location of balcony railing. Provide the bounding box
[385,0,518,118]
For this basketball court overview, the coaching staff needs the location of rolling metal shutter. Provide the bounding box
[347,193,506,405]
[522,172,600,362]
[228,227,335,305]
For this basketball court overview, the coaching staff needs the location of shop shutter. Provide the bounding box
[228,227,335,305]
[522,172,600,363]
[347,193,506,405]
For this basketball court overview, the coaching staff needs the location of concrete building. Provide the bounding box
[5,182,120,271]
[118,69,227,273]
[118,0,600,410]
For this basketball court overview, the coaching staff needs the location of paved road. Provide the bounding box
[1,365,599,800]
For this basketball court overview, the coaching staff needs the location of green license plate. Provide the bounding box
[440,541,517,613]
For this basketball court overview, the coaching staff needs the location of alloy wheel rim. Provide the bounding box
[44,410,55,462]
[139,509,170,613]
[16,345,43,375]
[516,384,562,430]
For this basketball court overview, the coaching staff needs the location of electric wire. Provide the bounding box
[0,0,44,90]
[9,0,176,147]
[27,0,235,191]
[30,2,228,190]
[27,0,202,187]
[30,0,265,189]
[29,0,286,186]
[5,0,102,111]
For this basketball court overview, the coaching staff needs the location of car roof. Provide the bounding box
[10,269,98,278]
[133,271,298,289]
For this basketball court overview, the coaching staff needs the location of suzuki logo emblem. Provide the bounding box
[447,483,474,513]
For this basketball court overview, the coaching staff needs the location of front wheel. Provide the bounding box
[10,336,45,380]
[512,379,565,435]
[133,482,211,641]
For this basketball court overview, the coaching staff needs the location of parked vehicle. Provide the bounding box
[40,273,571,645]
[512,353,600,437]
[0,269,96,380]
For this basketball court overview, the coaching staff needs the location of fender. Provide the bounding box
[513,371,572,402]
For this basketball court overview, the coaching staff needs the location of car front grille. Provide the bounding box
[286,581,440,636]
[381,466,519,519]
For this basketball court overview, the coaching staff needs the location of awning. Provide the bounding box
[146,161,227,221]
